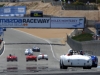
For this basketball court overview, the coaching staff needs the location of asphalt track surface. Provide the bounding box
[0,28,100,75]
[0,28,59,70]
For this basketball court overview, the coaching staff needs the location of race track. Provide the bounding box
[0,28,59,71]
[0,28,100,74]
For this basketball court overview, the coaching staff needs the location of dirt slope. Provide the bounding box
[0,1,96,44]
[15,28,73,44]
[0,1,99,20]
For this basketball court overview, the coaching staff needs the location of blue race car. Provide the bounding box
[83,51,98,67]
[91,55,98,67]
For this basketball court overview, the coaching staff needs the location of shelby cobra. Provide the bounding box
[26,54,37,62]
[7,54,18,62]
[60,54,92,69]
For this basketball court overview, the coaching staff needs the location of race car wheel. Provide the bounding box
[38,50,40,52]
[62,61,68,69]
[60,60,62,69]
[83,66,91,69]
[88,67,92,69]
[46,58,48,60]
[93,64,97,67]
[35,59,37,62]
[94,64,97,67]
[26,60,28,62]
[7,60,9,62]
[38,58,40,60]
[16,59,17,61]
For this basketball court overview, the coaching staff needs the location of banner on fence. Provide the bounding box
[0,17,85,28]
[0,27,3,35]
[0,17,50,28]
[0,6,26,16]
[51,17,85,28]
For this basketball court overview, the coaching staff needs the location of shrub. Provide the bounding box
[73,1,85,5]
[72,33,93,42]
[0,4,4,7]
[97,0,100,3]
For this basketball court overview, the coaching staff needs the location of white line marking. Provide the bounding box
[0,41,5,57]
[12,28,59,61]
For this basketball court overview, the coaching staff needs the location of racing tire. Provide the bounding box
[62,61,68,69]
[38,58,40,60]
[38,49,40,52]
[26,59,28,62]
[93,64,97,67]
[35,59,37,62]
[60,60,62,69]
[88,67,92,69]
[7,60,9,62]
[32,49,35,52]
[16,59,18,61]
[83,66,91,69]
[46,58,48,60]
[94,64,97,67]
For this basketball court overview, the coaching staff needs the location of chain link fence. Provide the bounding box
[62,4,98,10]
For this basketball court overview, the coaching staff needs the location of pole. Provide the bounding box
[98,9,99,21]
[96,0,97,4]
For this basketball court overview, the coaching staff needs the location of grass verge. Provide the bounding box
[72,33,93,42]
[0,4,4,7]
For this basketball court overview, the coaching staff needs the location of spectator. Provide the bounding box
[80,50,84,55]
[86,1,90,5]
[68,0,71,4]
[68,49,73,56]
[73,0,75,2]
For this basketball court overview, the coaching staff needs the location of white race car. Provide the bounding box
[60,54,92,69]
[37,53,48,60]
[25,49,33,55]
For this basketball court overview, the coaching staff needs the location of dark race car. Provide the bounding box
[26,54,37,62]
[7,54,18,62]
[32,46,40,52]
